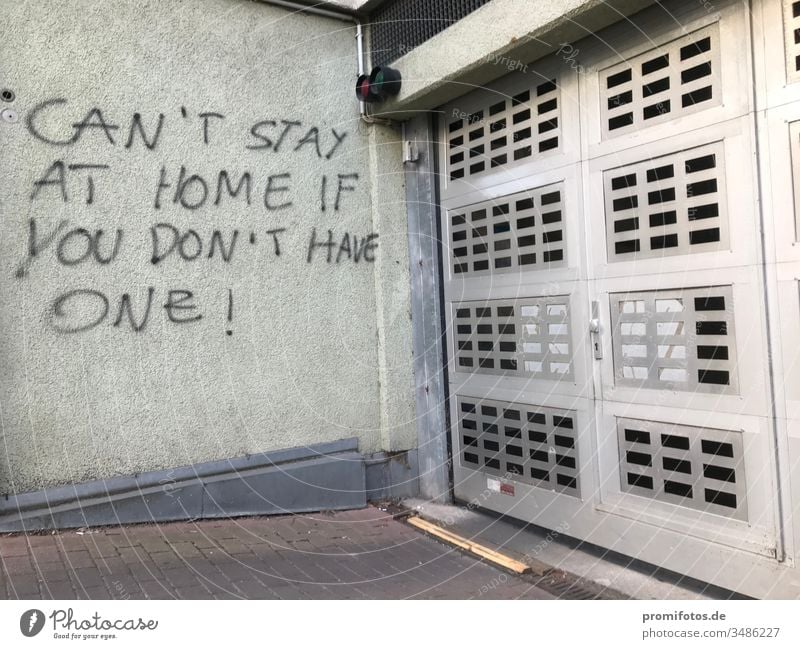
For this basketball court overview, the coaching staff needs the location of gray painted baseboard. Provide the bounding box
[0,438,368,532]
[364,449,420,501]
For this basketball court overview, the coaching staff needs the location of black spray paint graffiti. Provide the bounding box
[150,225,242,264]
[18,98,379,335]
[17,219,379,334]
[30,162,361,216]
[307,228,379,264]
[26,98,349,157]
[17,219,376,273]
[226,289,234,336]
[15,219,121,279]
[153,168,293,211]
[49,288,201,334]
[30,161,109,204]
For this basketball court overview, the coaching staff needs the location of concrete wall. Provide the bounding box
[372,0,657,118]
[0,0,415,494]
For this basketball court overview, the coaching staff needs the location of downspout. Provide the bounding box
[259,0,390,124]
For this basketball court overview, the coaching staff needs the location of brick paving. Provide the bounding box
[0,506,552,599]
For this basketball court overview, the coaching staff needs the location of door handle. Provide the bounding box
[590,301,603,360]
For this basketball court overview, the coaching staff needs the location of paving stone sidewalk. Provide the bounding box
[0,506,553,600]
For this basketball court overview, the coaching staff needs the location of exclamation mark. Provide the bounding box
[226,289,233,336]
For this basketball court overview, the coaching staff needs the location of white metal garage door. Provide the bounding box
[437,0,800,597]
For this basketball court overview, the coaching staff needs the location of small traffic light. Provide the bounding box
[356,66,402,103]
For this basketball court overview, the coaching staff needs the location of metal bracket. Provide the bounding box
[403,139,419,164]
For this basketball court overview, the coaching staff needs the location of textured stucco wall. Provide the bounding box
[0,0,414,493]
[367,124,416,452]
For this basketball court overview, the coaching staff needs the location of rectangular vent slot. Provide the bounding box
[458,396,580,497]
[449,184,566,276]
[600,24,720,138]
[611,286,738,394]
[604,142,728,261]
[448,78,561,180]
[617,418,747,520]
[454,297,573,381]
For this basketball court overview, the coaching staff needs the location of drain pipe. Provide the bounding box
[260,0,390,124]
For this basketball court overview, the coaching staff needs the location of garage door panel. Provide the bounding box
[598,23,722,140]
[455,394,581,497]
[446,288,593,399]
[439,60,581,203]
[586,120,760,280]
[595,404,778,556]
[595,276,770,418]
[760,103,800,264]
[447,184,568,278]
[441,166,587,288]
[451,296,575,380]
[581,3,752,160]
[760,0,800,107]
[609,286,739,396]
[440,0,789,596]
[450,390,597,506]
